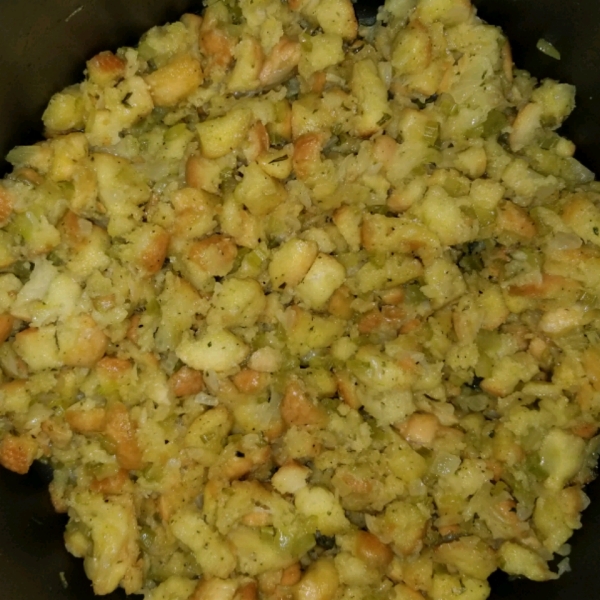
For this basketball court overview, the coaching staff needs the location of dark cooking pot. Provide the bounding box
[1,1,600,599]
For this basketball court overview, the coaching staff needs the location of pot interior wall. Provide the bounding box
[1,1,599,599]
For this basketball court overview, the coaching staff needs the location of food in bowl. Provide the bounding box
[0,0,599,598]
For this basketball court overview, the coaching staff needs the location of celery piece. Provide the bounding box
[537,39,561,61]
[483,109,508,138]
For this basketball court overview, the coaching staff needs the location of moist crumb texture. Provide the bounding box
[0,0,599,598]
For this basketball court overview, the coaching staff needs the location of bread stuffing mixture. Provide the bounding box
[1,0,600,598]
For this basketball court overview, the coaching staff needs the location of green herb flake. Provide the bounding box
[377,113,392,127]
[269,154,288,164]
